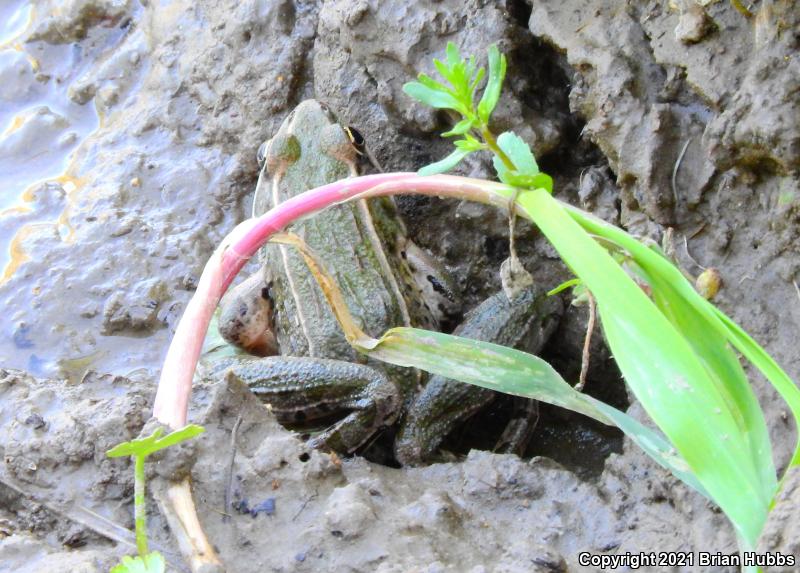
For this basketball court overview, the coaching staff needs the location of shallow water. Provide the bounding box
[0,1,104,278]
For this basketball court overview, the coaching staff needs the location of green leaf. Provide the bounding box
[418,148,471,176]
[442,117,474,137]
[519,189,776,546]
[477,44,507,124]
[469,67,486,100]
[433,59,453,85]
[107,425,205,459]
[495,169,553,193]
[446,41,461,68]
[417,73,451,94]
[363,326,708,497]
[403,82,464,113]
[111,552,165,573]
[453,135,483,152]
[496,131,539,174]
[547,278,581,296]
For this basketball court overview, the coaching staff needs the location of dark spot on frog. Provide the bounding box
[231,497,250,514]
[427,274,455,301]
[261,286,270,300]
[330,530,343,538]
[400,250,407,259]
[298,452,310,462]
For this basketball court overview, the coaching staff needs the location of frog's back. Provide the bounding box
[256,100,426,363]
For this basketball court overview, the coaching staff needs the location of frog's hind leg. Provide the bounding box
[226,357,401,454]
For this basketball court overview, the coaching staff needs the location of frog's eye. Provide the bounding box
[344,126,366,156]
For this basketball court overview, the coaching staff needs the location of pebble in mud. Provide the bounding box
[401,491,463,532]
[323,483,377,541]
[101,278,169,335]
[673,0,714,45]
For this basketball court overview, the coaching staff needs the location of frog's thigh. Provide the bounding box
[226,357,401,453]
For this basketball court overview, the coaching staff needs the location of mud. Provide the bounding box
[0,0,798,571]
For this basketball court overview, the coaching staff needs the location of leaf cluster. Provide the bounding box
[107,424,205,459]
[403,42,505,175]
[403,43,552,195]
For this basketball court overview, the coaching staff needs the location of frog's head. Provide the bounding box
[257,100,359,182]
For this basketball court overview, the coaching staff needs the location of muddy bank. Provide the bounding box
[0,0,798,571]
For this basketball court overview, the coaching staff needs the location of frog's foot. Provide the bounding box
[218,273,277,356]
[305,383,398,453]
[493,397,539,456]
[225,356,401,454]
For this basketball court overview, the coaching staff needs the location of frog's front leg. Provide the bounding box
[225,356,401,453]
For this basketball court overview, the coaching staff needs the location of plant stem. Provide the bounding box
[134,454,148,556]
[152,173,513,430]
[480,126,515,171]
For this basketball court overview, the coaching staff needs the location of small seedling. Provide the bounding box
[107,424,205,573]
[403,42,552,194]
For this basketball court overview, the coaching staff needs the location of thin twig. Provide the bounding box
[793,280,800,305]
[507,187,522,262]
[292,492,318,521]
[576,291,597,392]
[223,414,243,520]
[683,235,706,272]
[672,137,693,207]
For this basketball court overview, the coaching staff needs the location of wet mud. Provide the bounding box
[0,0,798,571]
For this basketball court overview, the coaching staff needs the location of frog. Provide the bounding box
[217,99,562,463]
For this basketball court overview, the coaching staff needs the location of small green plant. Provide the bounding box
[107,424,205,573]
[402,43,552,195]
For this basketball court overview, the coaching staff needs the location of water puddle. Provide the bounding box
[0,1,146,378]
[0,1,120,278]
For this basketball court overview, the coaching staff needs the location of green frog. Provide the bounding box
[217,99,561,463]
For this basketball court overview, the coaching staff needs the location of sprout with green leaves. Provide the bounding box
[107,424,204,573]
[403,42,551,194]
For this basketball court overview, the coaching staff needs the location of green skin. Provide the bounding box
[218,99,561,464]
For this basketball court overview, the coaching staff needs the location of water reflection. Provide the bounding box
[0,1,100,276]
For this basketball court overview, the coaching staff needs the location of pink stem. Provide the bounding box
[153,173,510,428]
